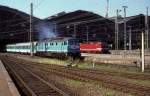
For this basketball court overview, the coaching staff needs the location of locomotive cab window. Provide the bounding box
[69,39,78,45]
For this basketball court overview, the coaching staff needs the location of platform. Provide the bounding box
[0,60,20,96]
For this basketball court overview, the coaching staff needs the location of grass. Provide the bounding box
[16,54,150,78]
[15,54,150,88]
[78,62,150,87]
[78,61,150,74]
[131,79,150,87]
[47,73,134,96]
[15,54,150,75]
[66,80,132,96]
[18,56,66,65]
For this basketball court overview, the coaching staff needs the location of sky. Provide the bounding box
[0,0,150,19]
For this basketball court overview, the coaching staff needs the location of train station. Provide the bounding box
[0,0,150,96]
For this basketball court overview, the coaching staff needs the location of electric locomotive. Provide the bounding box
[80,41,109,54]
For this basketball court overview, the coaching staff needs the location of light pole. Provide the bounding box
[128,26,132,50]
[86,26,89,42]
[141,31,145,72]
[105,0,109,18]
[115,9,121,50]
[122,6,128,51]
[30,2,33,56]
[145,7,149,49]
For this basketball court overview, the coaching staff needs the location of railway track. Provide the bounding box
[23,64,150,96]
[1,55,150,96]
[6,54,150,81]
[36,63,150,81]
[1,56,69,96]
[61,67,150,81]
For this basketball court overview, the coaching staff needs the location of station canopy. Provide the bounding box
[0,5,40,45]
[46,10,114,43]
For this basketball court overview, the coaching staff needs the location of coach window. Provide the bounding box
[64,41,67,45]
[56,42,57,45]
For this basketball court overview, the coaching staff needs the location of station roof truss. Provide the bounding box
[46,10,114,26]
[0,5,41,44]
[46,10,115,42]
[109,14,150,49]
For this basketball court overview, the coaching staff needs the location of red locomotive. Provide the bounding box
[80,41,109,54]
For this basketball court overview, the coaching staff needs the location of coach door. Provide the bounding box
[45,42,48,52]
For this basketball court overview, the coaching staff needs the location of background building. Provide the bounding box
[0,6,149,51]
[110,14,150,49]
[0,5,40,51]
[45,10,114,45]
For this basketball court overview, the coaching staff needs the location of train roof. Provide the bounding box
[7,42,37,46]
[6,37,78,45]
[39,37,77,42]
